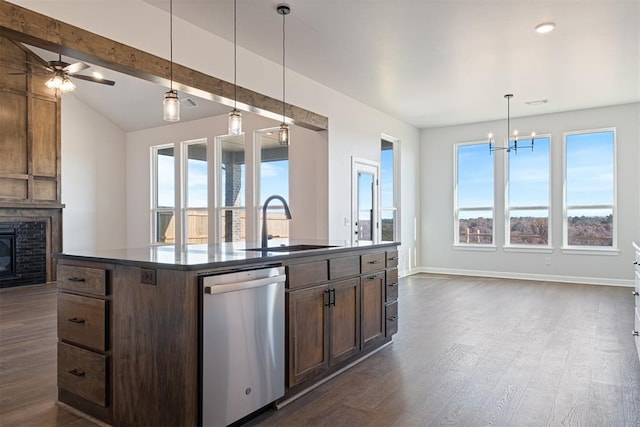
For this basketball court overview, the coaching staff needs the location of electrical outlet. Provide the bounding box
[545,257,551,266]
[140,268,156,285]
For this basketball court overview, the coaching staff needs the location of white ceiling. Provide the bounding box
[27,1,640,131]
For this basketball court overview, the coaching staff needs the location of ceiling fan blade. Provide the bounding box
[71,73,116,86]
[64,61,90,75]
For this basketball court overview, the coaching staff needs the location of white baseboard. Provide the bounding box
[412,267,634,288]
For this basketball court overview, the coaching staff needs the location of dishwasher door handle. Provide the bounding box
[204,274,286,295]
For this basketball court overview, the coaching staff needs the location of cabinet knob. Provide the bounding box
[633,291,639,296]
[633,331,639,337]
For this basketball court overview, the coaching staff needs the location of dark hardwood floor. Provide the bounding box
[1,275,638,426]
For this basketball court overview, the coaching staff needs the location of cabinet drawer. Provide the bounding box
[386,251,399,268]
[329,256,359,280]
[361,252,385,274]
[385,302,398,337]
[386,268,398,302]
[635,270,640,296]
[287,260,328,289]
[58,293,107,351]
[635,308,640,362]
[58,342,107,407]
[57,264,107,296]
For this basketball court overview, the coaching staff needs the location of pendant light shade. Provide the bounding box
[277,4,290,146]
[163,89,180,121]
[228,0,242,135]
[163,0,180,122]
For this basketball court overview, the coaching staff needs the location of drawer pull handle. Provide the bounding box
[634,331,639,337]
[633,291,639,296]
[368,275,378,280]
[67,317,85,324]
[368,260,380,264]
[388,283,398,288]
[68,277,86,282]
[388,316,398,322]
[634,261,639,265]
[388,256,398,261]
[68,369,85,377]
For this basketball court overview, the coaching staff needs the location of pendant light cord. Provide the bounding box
[282,9,286,123]
[233,0,237,110]
[169,0,174,91]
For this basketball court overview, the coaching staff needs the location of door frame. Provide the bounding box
[351,157,380,246]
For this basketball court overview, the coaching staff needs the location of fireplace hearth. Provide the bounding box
[0,229,16,279]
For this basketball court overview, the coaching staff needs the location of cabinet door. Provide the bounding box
[287,284,330,387]
[330,278,361,365]
[361,273,385,350]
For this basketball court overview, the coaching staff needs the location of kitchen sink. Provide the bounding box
[243,244,338,253]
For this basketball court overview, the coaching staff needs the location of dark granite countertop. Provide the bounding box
[54,240,399,271]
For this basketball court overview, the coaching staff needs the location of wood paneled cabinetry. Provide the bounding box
[633,242,640,361]
[56,262,112,424]
[285,247,399,392]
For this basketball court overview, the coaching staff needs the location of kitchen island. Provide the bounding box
[54,241,400,426]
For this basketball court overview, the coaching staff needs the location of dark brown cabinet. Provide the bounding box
[361,272,385,350]
[56,262,112,424]
[286,277,361,387]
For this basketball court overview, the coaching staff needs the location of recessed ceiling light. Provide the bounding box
[535,22,555,34]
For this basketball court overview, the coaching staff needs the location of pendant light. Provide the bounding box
[163,0,180,122]
[277,4,290,146]
[228,0,242,135]
[488,94,535,154]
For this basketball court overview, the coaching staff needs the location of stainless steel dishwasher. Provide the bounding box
[200,265,286,427]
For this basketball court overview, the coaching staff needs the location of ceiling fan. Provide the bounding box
[10,54,116,92]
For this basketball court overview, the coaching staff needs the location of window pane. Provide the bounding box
[260,133,289,243]
[381,140,394,207]
[221,209,245,243]
[458,144,493,208]
[567,208,613,247]
[566,131,614,206]
[381,209,395,242]
[156,147,174,208]
[509,209,548,245]
[156,211,174,243]
[459,210,493,244]
[185,209,207,244]
[509,137,549,207]
[186,142,207,209]
[220,137,245,243]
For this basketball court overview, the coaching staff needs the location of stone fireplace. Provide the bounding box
[0,207,63,288]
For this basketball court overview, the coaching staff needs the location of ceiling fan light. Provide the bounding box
[163,89,180,121]
[228,109,242,135]
[278,123,289,146]
[535,22,555,34]
[60,77,76,93]
[45,74,64,90]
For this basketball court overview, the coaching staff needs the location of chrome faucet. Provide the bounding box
[262,195,292,249]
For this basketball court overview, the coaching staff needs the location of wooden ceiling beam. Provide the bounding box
[0,0,328,131]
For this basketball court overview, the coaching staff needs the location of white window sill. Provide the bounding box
[453,244,497,252]
[503,246,554,254]
[561,247,619,256]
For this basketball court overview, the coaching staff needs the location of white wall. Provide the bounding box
[61,95,126,251]
[421,103,640,285]
[16,0,420,275]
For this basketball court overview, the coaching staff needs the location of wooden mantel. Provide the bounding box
[0,0,329,131]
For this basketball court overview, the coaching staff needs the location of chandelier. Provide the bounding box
[489,94,535,154]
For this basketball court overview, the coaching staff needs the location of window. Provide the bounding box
[506,136,550,246]
[152,145,175,244]
[259,131,289,245]
[564,129,616,248]
[455,142,494,245]
[219,135,246,243]
[380,139,398,242]
[183,140,208,244]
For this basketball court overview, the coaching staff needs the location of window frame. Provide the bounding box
[562,127,618,254]
[453,140,496,250]
[504,134,552,250]
[181,138,209,245]
[150,143,176,245]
